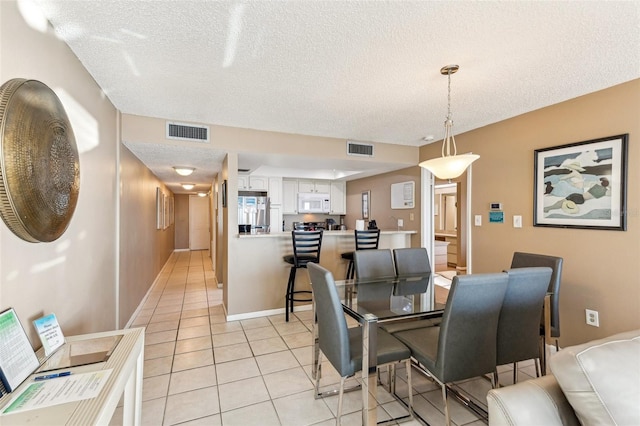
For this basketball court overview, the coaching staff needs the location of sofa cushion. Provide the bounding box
[549,329,640,426]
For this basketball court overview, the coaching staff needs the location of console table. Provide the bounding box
[0,327,144,425]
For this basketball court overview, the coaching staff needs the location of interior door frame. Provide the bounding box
[421,167,473,274]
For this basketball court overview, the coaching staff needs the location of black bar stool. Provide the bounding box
[283,230,323,321]
[340,229,381,279]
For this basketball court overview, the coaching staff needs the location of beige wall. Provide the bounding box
[420,79,640,347]
[0,1,118,339]
[346,167,422,247]
[119,146,174,326]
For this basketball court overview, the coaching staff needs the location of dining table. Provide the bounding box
[311,273,444,426]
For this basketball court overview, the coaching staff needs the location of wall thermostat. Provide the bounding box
[490,202,502,210]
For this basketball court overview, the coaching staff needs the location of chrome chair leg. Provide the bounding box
[440,382,451,426]
[513,362,518,384]
[493,370,500,388]
[406,359,414,417]
[337,376,346,425]
[534,358,541,377]
[314,352,323,399]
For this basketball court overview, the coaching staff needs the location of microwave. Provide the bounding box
[298,193,330,213]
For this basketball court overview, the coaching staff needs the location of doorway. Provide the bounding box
[189,195,210,251]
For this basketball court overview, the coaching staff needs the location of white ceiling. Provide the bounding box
[30,0,640,193]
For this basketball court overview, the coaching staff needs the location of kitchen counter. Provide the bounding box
[226,229,417,320]
[237,230,417,238]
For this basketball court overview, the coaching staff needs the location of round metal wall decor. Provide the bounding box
[0,79,80,243]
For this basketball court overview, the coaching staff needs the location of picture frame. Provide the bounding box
[155,187,163,230]
[221,180,227,208]
[534,134,628,230]
[362,190,370,220]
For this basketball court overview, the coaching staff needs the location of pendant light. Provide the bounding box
[419,65,479,179]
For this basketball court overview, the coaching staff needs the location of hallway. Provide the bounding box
[112,250,535,425]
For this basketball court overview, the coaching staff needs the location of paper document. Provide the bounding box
[32,314,64,357]
[1,369,113,415]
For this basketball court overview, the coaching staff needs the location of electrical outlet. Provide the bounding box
[397,219,403,227]
[585,309,599,327]
[474,215,482,226]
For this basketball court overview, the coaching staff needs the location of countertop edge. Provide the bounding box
[237,230,417,238]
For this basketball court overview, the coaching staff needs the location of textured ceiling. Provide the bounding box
[30,0,640,193]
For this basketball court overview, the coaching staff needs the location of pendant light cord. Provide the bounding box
[442,68,457,158]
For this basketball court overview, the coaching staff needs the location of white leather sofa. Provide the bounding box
[487,329,640,426]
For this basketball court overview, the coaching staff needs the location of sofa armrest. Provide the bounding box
[487,375,579,426]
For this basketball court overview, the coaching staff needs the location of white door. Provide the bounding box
[189,195,210,250]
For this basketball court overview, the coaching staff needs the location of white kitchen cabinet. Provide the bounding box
[238,175,268,191]
[329,181,346,214]
[282,179,298,214]
[298,179,330,193]
[268,177,282,204]
[270,204,283,232]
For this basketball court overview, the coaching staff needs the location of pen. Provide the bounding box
[34,371,72,381]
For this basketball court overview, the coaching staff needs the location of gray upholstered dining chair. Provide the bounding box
[382,247,440,334]
[495,267,553,386]
[393,272,509,426]
[307,262,413,424]
[510,252,563,373]
[341,229,381,279]
[353,248,395,280]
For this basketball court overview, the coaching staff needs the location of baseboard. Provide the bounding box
[226,304,312,322]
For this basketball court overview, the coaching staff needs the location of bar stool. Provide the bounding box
[340,229,381,279]
[283,230,323,321]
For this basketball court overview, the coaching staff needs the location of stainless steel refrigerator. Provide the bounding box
[238,195,270,232]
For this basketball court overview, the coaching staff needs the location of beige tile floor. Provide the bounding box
[111,250,538,426]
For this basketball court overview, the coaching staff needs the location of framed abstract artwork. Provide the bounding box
[534,134,628,230]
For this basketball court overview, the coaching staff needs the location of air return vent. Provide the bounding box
[347,141,374,157]
[166,122,210,142]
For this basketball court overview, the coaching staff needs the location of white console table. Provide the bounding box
[0,327,144,425]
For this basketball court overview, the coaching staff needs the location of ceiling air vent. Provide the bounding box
[347,141,374,157]
[166,121,210,142]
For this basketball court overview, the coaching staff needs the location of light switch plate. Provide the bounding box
[513,215,522,228]
[474,215,482,226]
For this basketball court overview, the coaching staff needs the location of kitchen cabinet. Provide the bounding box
[329,181,346,214]
[283,179,298,214]
[298,179,330,193]
[268,177,282,205]
[270,204,282,232]
[238,175,268,191]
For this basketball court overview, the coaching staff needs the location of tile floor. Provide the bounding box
[111,250,540,426]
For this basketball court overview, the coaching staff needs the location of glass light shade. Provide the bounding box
[197,192,207,197]
[181,183,195,190]
[419,153,479,180]
[173,166,195,176]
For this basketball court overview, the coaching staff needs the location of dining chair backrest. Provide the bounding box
[497,267,553,366]
[291,230,323,267]
[307,262,353,377]
[393,248,431,295]
[354,229,381,250]
[354,249,396,281]
[435,272,509,383]
[510,252,563,338]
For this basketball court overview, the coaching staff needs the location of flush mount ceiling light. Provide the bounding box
[181,183,195,190]
[419,65,479,180]
[197,192,208,197]
[173,166,195,176]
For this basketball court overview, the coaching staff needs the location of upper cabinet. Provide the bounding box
[298,179,330,193]
[238,175,268,191]
[282,179,298,214]
[329,181,346,214]
[268,177,283,205]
